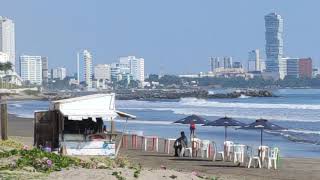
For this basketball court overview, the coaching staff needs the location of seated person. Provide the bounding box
[174,131,188,157]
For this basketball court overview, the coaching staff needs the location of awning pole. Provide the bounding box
[115,117,128,157]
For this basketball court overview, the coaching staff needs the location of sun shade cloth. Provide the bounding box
[51,94,118,121]
[174,114,208,124]
[203,116,246,127]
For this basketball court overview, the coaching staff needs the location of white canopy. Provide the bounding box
[51,93,118,121]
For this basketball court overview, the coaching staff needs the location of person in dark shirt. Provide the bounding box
[174,131,188,157]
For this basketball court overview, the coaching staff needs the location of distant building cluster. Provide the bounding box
[0,13,319,90]
[0,15,146,90]
[192,12,318,80]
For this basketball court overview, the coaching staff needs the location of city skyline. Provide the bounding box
[1,0,320,74]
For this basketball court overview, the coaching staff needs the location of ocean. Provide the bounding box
[7,89,320,158]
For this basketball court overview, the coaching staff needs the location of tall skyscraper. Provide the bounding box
[248,49,261,72]
[41,57,48,85]
[223,56,232,69]
[19,55,42,85]
[265,13,284,77]
[83,50,92,88]
[209,57,220,72]
[299,58,312,78]
[94,64,111,81]
[0,16,15,70]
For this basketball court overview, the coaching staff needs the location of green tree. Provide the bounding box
[0,62,12,72]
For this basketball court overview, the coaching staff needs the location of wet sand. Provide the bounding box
[5,114,320,180]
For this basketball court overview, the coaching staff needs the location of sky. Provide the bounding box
[1,0,320,75]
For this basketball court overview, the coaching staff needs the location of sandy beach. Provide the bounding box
[3,114,320,180]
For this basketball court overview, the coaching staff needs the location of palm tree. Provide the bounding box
[0,62,12,73]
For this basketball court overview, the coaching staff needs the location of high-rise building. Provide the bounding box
[265,13,283,77]
[0,52,9,63]
[223,56,232,69]
[299,58,312,78]
[110,63,120,82]
[130,57,145,83]
[0,16,15,70]
[248,49,261,72]
[279,57,288,79]
[209,57,220,72]
[117,56,145,83]
[94,64,111,81]
[285,58,299,78]
[83,50,92,88]
[41,57,48,84]
[19,55,42,85]
[52,67,67,80]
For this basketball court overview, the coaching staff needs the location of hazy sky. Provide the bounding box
[1,0,320,75]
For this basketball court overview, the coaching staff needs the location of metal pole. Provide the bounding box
[224,126,227,142]
[115,117,128,157]
[77,52,80,85]
[1,96,8,140]
[260,129,263,147]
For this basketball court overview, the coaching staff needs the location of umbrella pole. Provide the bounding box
[224,126,227,142]
[260,129,263,147]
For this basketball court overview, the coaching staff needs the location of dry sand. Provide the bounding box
[46,168,205,180]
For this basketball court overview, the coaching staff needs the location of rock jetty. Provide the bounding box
[116,89,274,100]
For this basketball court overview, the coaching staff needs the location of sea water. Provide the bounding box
[8,89,320,157]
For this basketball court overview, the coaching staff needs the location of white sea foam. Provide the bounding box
[281,129,320,135]
[178,98,320,110]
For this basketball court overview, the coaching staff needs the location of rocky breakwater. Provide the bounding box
[116,89,274,100]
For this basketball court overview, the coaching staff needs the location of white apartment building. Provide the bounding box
[20,55,42,85]
[114,56,145,83]
[248,49,261,72]
[52,67,67,80]
[83,49,92,88]
[223,56,232,69]
[0,51,9,63]
[94,64,111,81]
[0,16,15,70]
[130,57,145,83]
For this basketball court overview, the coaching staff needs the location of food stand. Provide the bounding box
[34,93,135,157]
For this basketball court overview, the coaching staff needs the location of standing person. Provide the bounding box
[190,121,196,140]
[174,131,188,157]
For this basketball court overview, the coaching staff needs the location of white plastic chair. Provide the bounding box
[200,140,211,158]
[259,145,270,167]
[268,147,279,169]
[233,144,246,164]
[224,141,234,161]
[180,147,192,157]
[248,147,262,168]
[212,141,224,161]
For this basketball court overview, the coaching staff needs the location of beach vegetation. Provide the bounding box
[112,171,126,180]
[0,139,23,151]
[169,174,178,179]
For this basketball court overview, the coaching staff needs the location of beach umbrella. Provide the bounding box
[174,114,208,124]
[203,116,246,141]
[239,119,286,146]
